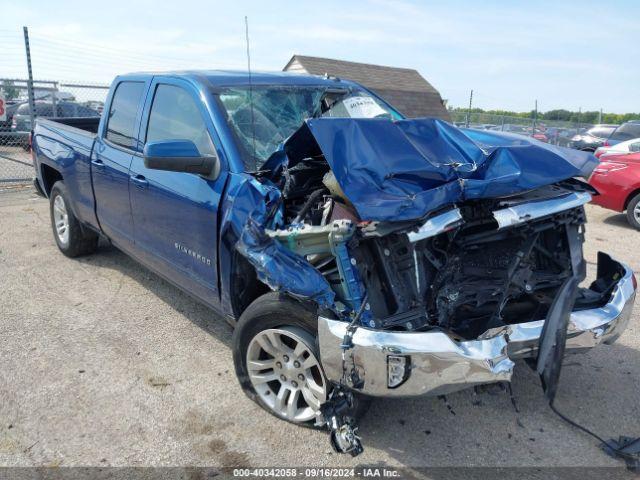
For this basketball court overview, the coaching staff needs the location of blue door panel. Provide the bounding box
[91,138,135,246]
[92,76,152,249]
[129,162,227,299]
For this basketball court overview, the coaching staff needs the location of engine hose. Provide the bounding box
[293,188,325,224]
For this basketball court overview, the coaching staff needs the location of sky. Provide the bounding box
[2,0,639,113]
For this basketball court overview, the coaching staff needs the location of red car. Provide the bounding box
[589,151,640,229]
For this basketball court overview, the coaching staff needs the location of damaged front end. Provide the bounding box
[258,178,635,397]
[231,117,636,453]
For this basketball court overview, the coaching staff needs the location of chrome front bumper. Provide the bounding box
[318,257,636,398]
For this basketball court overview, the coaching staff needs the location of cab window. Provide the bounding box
[105,81,145,150]
[145,84,215,156]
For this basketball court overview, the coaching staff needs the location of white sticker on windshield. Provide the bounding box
[343,96,387,118]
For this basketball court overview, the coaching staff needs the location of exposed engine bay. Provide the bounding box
[262,155,600,341]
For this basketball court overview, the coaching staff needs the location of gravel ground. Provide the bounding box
[0,187,638,470]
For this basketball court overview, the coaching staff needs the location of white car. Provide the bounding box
[594,137,640,158]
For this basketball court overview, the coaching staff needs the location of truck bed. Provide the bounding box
[41,116,101,134]
[33,118,100,229]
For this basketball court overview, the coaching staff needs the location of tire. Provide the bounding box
[232,292,370,427]
[626,193,640,230]
[49,181,98,257]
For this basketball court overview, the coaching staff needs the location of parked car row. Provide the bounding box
[569,121,640,153]
[466,120,640,155]
[465,123,577,146]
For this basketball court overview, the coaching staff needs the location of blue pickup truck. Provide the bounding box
[33,71,636,455]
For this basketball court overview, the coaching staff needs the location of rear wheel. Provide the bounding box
[233,292,369,427]
[626,193,640,230]
[49,181,98,257]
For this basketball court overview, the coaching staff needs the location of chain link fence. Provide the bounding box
[1,78,109,189]
[449,111,594,147]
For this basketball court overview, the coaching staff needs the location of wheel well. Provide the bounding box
[624,188,640,210]
[40,164,63,196]
[230,252,270,319]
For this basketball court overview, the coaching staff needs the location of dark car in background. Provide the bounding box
[544,127,574,147]
[568,124,617,151]
[606,120,640,146]
[11,101,100,148]
[494,124,529,134]
[0,101,25,132]
[12,101,100,131]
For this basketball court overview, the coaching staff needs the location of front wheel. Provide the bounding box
[232,293,369,427]
[626,193,640,230]
[49,181,98,257]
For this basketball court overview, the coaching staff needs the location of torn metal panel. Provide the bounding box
[536,222,586,404]
[266,219,370,320]
[406,208,464,243]
[286,118,599,221]
[493,191,592,229]
[225,176,336,309]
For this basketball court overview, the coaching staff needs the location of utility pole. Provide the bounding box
[23,26,36,131]
[466,89,473,128]
[599,108,602,124]
[533,99,538,132]
[51,81,58,118]
[577,107,582,135]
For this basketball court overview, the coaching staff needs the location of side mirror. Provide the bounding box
[143,140,216,175]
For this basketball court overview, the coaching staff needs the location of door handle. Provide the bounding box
[91,158,105,169]
[130,174,149,188]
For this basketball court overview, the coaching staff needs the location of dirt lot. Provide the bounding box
[0,187,638,470]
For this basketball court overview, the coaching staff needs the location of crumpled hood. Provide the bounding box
[287,118,598,222]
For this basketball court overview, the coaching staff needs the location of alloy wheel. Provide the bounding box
[53,195,70,246]
[246,327,327,422]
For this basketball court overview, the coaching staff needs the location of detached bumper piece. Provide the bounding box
[318,255,636,397]
[604,436,640,470]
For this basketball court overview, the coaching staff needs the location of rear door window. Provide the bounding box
[106,81,145,150]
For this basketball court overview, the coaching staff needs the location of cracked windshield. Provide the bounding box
[218,86,401,169]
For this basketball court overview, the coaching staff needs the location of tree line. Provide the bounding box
[1,80,20,100]
[449,107,639,125]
